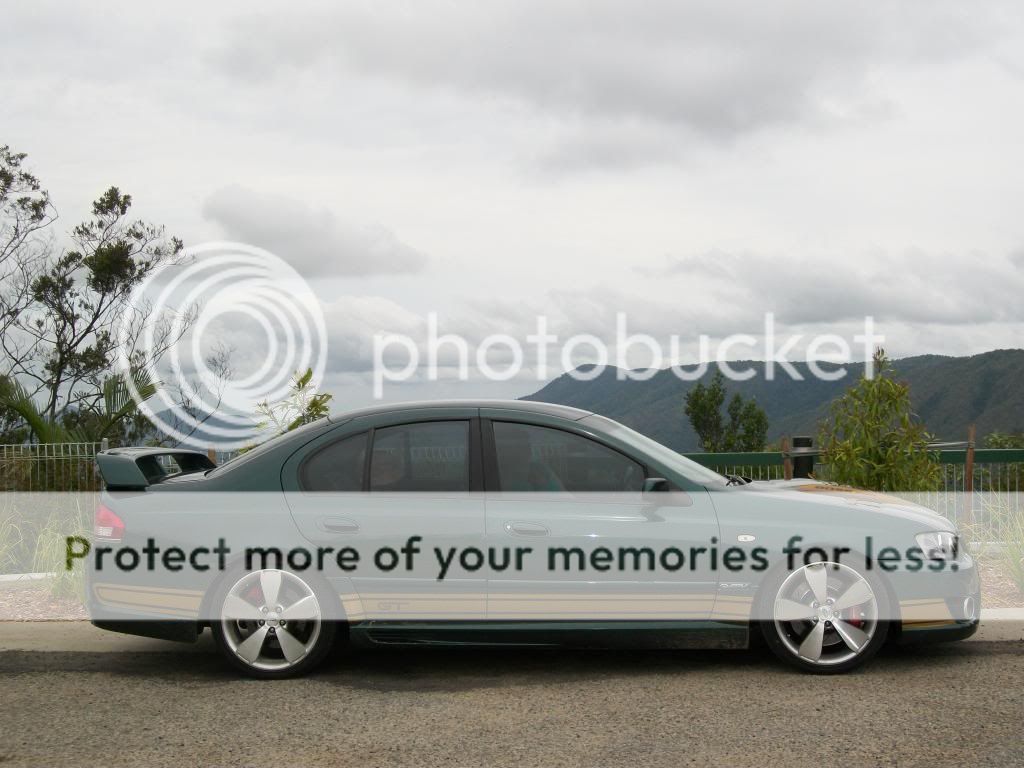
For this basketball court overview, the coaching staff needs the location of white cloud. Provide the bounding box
[638,249,1024,326]
[208,1,1012,166]
[2,0,1023,409]
[202,186,428,277]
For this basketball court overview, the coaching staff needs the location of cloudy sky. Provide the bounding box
[4,1,1024,407]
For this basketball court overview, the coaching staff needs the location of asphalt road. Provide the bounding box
[0,636,1022,768]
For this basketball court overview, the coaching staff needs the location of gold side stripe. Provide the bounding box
[93,584,203,616]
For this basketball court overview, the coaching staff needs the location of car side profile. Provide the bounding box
[88,400,979,678]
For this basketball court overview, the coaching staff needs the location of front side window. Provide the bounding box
[370,421,470,492]
[492,422,645,493]
[300,432,368,492]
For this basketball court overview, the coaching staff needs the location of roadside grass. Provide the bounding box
[995,509,1024,595]
[962,498,1024,598]
[0,500,26,574]
[31,503,89,600]
[0,494,90,600]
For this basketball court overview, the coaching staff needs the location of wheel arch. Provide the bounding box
[197,558,351,637]
[752,542,902,639]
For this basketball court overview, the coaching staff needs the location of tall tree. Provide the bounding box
[684,370,726,451]
[723,393,770,452]
[0,143,194,443]
[684,369,769,452]
[20,187,184,421]
[0,145,56,352]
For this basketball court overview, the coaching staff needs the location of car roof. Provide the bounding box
[327,399,592,423]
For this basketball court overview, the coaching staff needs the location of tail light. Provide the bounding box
[94,502,125,541]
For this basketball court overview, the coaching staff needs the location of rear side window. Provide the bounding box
[300,432,368,491]
[370,421,469,493]
[492,421,645,493]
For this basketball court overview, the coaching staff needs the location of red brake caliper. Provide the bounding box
[841,607,864,628]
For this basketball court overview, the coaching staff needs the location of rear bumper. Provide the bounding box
[86,570,202,643]
[91,616,200,643]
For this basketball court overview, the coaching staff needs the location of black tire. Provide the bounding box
[757,557,891,674]
[209,567,341,679]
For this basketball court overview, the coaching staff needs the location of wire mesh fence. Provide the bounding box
[685,448,1024,529]
[706,463,787,481]
[0,444,100,577]
[0,443,104,493]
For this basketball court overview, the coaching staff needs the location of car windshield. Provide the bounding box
[580,415,728,487]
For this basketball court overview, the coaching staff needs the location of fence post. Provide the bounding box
[207,446,218,465]
[100,437,109,452]
[782,437,793,481]
[964,424,976,524]
[791,436,814,479]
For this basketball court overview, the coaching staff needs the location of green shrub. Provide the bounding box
[820,350,941,492]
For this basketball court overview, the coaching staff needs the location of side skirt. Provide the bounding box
[349,620,749,650]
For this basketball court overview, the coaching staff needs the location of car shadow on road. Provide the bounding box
[0,638,1011,690]
[322,639,1017,692]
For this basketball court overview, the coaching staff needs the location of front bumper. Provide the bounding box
[897,617,979,644]
[891,553,981,642]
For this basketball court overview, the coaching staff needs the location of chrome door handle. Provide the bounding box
[505,521,549,537]
[319,517,360,534]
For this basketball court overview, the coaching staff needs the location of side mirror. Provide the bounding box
[642,477,670,496]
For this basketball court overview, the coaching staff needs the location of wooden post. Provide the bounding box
[964,424,976,524]
[207,446,217,466]
[782,436,793,481]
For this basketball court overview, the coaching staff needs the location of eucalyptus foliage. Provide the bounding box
[820,350,940,492]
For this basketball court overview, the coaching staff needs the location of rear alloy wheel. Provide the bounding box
[761,561,889,673]
[212,569,337,678]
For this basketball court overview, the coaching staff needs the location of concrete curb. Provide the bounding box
[0,621,215,653]
[0,572,52,583]
[980,607,1024,620]
[971,608,1024,641]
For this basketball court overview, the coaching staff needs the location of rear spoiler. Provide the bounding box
[95,448,216,490]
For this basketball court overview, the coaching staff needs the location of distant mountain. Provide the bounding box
[523,350,1024,452]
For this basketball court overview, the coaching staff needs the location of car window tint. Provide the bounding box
[492,422,645,493]
[300,432,368,491]
[370,421,469,492]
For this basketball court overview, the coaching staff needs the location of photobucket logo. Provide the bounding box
[113,242,327,450]
[373,313,883,398]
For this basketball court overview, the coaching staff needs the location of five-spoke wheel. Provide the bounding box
[761,560,889,673]
[211,569,338,678]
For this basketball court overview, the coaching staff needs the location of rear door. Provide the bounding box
[283,407,486,621]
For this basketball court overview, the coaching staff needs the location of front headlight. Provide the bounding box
[916,531,959,560]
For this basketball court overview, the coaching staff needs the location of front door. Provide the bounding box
[482,416,721,623]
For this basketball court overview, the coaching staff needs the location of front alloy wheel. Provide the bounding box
[212,569,337,678]
[762,561,889,673]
